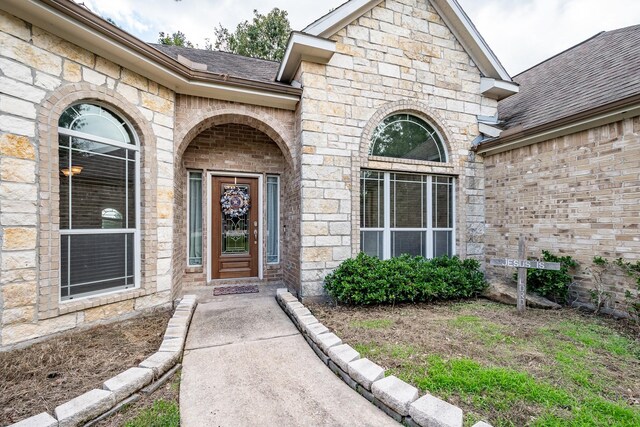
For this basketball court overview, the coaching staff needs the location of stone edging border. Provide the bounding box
[276,289,493,427]
[9,295,198,427]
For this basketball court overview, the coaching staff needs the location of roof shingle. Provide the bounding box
[149,43,283,85]
[498,25,640,132]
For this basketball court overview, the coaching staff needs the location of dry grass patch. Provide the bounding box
[310,300,640,427]
[0,310,171,425]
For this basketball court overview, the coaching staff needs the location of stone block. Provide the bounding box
[2,306,35,325]
[134,291,170,310]
[304,322,329,338]
[0,96,36,120]
[372,375,419,416]
[1,227,36,250]
[348,358,385,391]
[1,281,37,307]
[103,367,153,402]
[158,336,183,353]
[293,313,315,325]
[84,300,134,323]
[410,394,464,427]
[315,332,342,353]
[0,115,35,137]
[139,351,179,377]
[292,307,312,318]
[471,422,493,427]
[1,313,77,346]
[55,389,116,427]
[285,301,304,313]
[7,412,57,427]
[0,133,35,160]
[328,344,360,372]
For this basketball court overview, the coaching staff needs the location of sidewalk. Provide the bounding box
[180,286,399,426]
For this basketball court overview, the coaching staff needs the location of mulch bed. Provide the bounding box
[0,309,172,425]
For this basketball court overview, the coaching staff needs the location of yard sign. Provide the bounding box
[490,235,560,313]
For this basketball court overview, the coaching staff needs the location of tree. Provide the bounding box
[214,8,291,61]
[158,31,194,48]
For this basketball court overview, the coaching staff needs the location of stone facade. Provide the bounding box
[0,11,175,348]
[0,0,537,347]
[296,0,496,297]
[483,116,640,309]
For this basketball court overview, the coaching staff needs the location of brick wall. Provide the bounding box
[0,11,175,348]
[180,123,290,286]
[483,116,640,309]
[296,0,495,297]
[173,96,299,292]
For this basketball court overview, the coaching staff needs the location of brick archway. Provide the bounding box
[175,107,295,169]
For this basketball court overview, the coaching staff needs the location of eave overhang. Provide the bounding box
[475,95,640,156]
[2,0,302,110]
[480,78,519,101]
[277,32,336,83]
[303,0,384,38]
[430,0,512,82]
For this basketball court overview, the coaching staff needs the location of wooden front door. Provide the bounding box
[211,176,259,279]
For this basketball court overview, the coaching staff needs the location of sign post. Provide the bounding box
[489,234,561,314]
[517,235,526,313]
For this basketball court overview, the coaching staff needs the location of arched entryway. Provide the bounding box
[174,112,298,290]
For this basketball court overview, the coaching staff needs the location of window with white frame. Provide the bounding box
[266,175,280,264]
[58,103,139,300]
[360,170,455,259]
[370,114,446,162]
[187,171,203,266]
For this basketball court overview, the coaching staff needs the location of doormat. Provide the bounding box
[213,285,259,296]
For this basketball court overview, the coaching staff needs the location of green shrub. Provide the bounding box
[324,253,487,305]
[515,250,577,304]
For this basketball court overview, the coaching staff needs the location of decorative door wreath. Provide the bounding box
[220,186,250,217]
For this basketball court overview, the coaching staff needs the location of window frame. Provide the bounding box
[187,170,204,267]
[266,175,280,264]
[360,170,456,259]
[57,102,141,302]
[369,113,448,163]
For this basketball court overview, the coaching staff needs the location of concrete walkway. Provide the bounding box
[180,286,399,426]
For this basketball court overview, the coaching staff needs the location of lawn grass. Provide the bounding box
[124,400,180,427]
[310,300,640,426]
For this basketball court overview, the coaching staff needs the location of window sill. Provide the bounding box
[57,287,146,316]
[366,156,457,173]
[186,266,203,274]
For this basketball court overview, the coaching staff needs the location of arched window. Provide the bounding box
[58,103,139,300]
[370,114,446,162]
[102,208,123,229]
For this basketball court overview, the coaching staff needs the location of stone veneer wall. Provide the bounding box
[0,11,176,348]
[483,117,640,309]
[172,96,300,293]
[296,0,496,297]
[180,123,289,286]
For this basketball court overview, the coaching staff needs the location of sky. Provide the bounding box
[81,0,640,75]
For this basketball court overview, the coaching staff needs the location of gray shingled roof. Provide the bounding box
[149,44,283,85]
[498,25,640,132]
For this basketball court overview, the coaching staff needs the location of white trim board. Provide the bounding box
[477,103,640,156]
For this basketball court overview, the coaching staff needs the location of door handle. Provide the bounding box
[254,228,258,244]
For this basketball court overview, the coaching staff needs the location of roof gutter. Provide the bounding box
[475,94,640,155]
[2,0,302,110]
